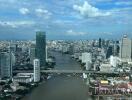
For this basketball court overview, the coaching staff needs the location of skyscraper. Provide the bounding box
[36,31,46,68]
[120,35,132,62]
[0,52,15,78]
[29,44,36,65]
[99,38,102,48]
[33,59,40,82]
[106,46,113,59]
[113,41,119,56]
[69,44,74,55]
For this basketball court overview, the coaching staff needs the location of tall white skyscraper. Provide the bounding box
[110,56,118,67]
[120,35,132,62]
[33,59,40,82]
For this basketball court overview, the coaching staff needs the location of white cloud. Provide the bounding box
[66,30,87,36]
[0,21,35,28]
[73,1,111,17]
[115,1,132,6]
[102,32,113,35]
[19,8,29,15]
[35,8,52,19]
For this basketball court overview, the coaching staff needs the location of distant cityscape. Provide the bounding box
[1,0,132,99]
[0,32,132,99]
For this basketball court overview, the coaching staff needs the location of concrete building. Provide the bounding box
[99,38,102,48]
[46,46,48,61]
[120,35,132,62]
[36,31,46,68]
[29,44,36,64]
[82,52,92,63]
[85,61,92,70]
[33,59,40,82]
[110,56,118,67]
[113,41,119,56]
[81,52,92,70]
[62,45,69,53]
[0,52,15,78]
[13,73,34,83]
[69,44,74,55]
[100,63,114,72]
[106,46,113,59]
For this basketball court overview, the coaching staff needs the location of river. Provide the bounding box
[22,52,91,100]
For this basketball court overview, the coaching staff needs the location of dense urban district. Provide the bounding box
[0,32,132,100]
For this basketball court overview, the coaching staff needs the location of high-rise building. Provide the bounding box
[110,56,118,67]
[33,59,40,82]
[99,38,102,48]
[82,53,92,70]
[0,52,15,78]
[113,41,119,56]
[82,52,92,63]
[120,35,132,62]
[69,44,74,55]
[36,31,46,68]
[85,61,92,70]
[106,46,113,59]
[46,46,48,61]
[29,44,36,64]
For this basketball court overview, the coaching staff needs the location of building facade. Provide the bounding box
[99,38,102,48]
[0,52,14,78]
[120,35,132,62]
[82,52,92,63]
[33,59,40,82]
[36,31,46,68]
[29,44,36,64]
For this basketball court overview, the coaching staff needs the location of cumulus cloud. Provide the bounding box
[35,8,52,19]
[66,30,87,36]
[0,21,35,28]
[73,1,111,17]
[19,8,29,15]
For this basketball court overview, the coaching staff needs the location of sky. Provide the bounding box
[0,0,132,40]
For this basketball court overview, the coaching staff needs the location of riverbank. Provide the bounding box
[22,52,90,100]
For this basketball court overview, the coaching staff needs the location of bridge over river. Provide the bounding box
[13,69,131,75]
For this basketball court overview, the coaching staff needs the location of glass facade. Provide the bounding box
[35,31,46,68]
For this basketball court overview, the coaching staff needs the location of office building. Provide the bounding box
[13,73,34,83]
[113,41,120,56]
[36,31,46,68]
[46,46,48,61]
[33,59,40,82]
[69,44,74,55]
[0,52,15,78]
[85,61,92,70]
[120,35,132,62]
[82,52,92,63]
[29,44,36,64]
[106,46,113,59]
[100,64,114,72]
[99,38,102,48]
[110,56,118,67]
[62,45,69,54]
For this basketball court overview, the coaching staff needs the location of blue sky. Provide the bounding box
[0,0,132,40]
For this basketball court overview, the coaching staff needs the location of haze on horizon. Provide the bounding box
[0,0,132,40]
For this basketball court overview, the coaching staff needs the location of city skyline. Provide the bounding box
[0,0,132,40]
